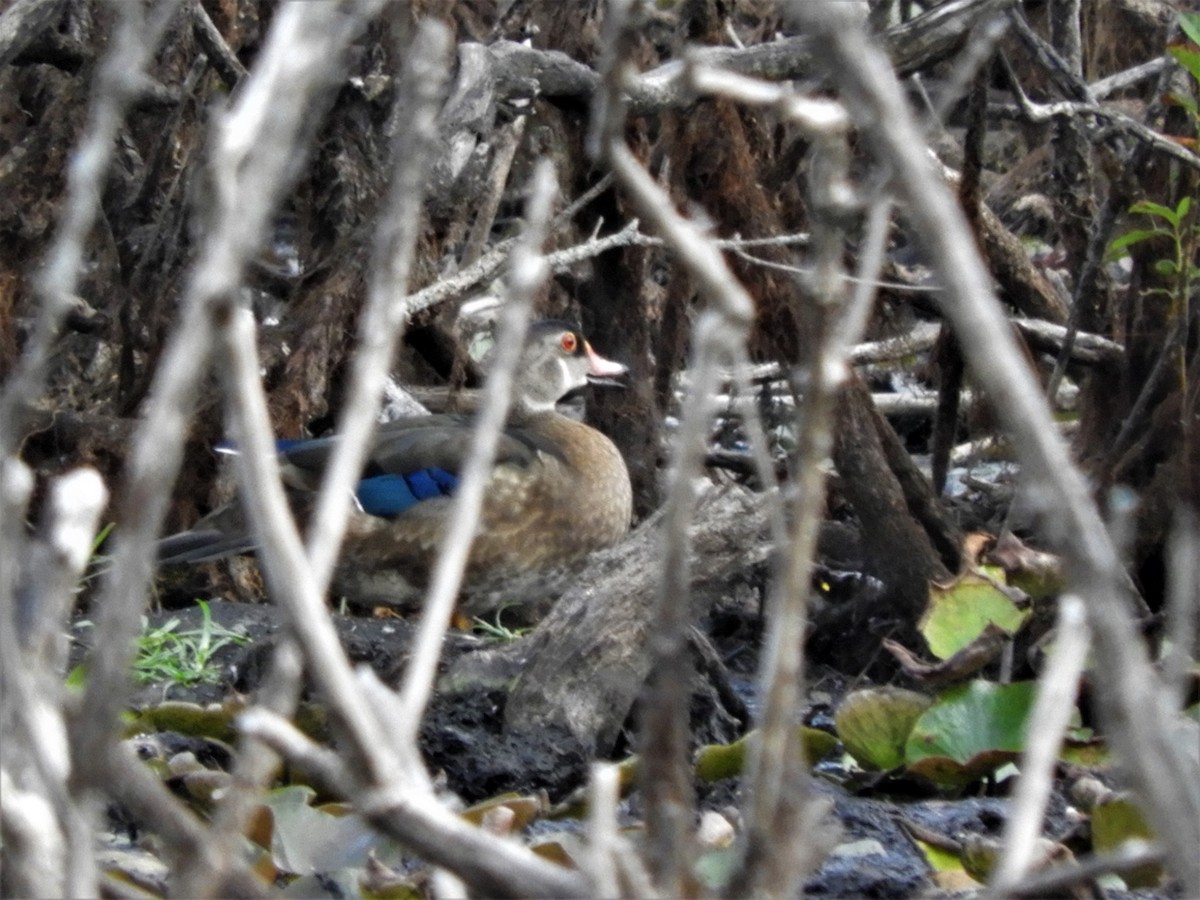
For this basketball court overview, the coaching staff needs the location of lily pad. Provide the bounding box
[694,726,838,782]
[834,688,933,771]
[546,755,640,820]
[1091,795,1163,888]
[461,793,543,832]
[126,698,245,743]
[921,573,1029,660]
[264,786,386,876]
[1058,736,1111,769]
[694,846,740,891]
[912,839,982,891]
[985,533,1064,600]
[530,836,580,868]
[904,681,1037,788]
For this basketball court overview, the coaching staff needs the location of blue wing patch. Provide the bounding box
[355,468,458,517]
[214,439,307,455]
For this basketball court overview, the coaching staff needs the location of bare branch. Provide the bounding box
[592,1,759,888]
[72,0,391,860]
[792,4,1200,892]
[190,0,247,89]
[993,68,1200,174]
[708,59,858,899]
[991,596,1091,889]
[0,0,181,456]
[173,640,304,898]
[305,19,451,588]
[1,467,106,899]
[239,708,590,898]
[1000,840,1165,898]
[584,763,622,899]
[1091,57,1171,99]
[1163,512,1200,714]
[396,160,559,738]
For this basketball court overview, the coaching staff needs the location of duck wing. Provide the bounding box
[279,415,562,518]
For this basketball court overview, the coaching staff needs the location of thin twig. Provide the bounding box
[595,3,757,890]
[990,595,1091,890]
[994,91,1200,174]
[396,161,558,740]
[239,708,590,898]
[728,243,944,292]
[584,763,622,899]
[686,46,890,895]
[0,0,181,457]
[172,640,303,898]
[794,5,1200,892]
[1163,512,1200,713]
[190,0,247,89]
[1003,840,1165,898]
[1007,3,1090,101]
[925,13,1010,123]
[0,468,107,899]
[219,303,401,783]
[305,19,451,586]
[727,346,788,549]
[70,9,394,879]
[461,115,527,268]
[1090,57,1170,99]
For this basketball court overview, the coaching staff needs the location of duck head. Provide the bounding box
[512,321,627,415]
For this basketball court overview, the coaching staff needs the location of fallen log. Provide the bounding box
[443,486,771,757]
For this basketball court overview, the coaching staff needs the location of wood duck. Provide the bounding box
[159,321,633,608]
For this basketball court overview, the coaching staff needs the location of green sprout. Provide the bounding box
[77,600,249,688]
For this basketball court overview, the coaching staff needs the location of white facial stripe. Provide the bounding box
[518,355,571,413]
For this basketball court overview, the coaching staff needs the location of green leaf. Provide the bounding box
[91,522,115,555]
[904,680,1039,788]
[913,839,984,890]
[1169,43,1200,85]
[1154,259,1179,277]
[1178,11,1200,49]
[126,698,243,743]
[1104,229,1171,254]
[694,726,838,782]
[65,663,89,690]
[264,785,384,876]
[1165,90,1200,117]
[1091,795,1163,888]
[1177,195,1192,220]
[1130,200,1180,226]
[920,573,1030,661]
[694,846,740,891]
[1105,228,1170,260]
[835,688,933,771]
[906,681,1036,762]
[1059,737,1111,768]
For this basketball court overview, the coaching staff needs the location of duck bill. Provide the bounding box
[584,341,628,386]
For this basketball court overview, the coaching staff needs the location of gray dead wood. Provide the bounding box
[458,487,770,757]
[0,0,67,67]
[1013,317,1124,367]
[977,194,1070,323]
[435,0,1017,124]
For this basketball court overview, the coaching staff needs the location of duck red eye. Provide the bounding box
[560,332,578,353]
